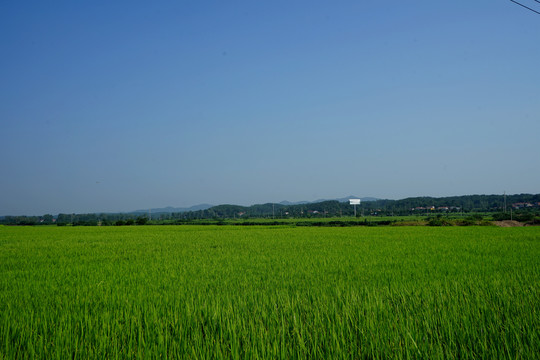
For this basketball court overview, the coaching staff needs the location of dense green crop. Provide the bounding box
[1,226,539,358]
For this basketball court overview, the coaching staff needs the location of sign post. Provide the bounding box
[349,199,361,217]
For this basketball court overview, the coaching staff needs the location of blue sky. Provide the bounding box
[1,1,539,215]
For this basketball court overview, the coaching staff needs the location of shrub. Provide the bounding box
[456,218,476,226]
[515,213,534,222]
[136,216,148,225]
[466,214,484,221]
[427,218,451,226]
[492,213,511,221]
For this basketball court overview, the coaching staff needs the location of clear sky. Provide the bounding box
[1,1,539,215]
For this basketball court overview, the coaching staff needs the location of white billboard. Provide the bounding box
[349,199,361,205]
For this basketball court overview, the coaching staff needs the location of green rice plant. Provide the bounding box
[0,226,539,358]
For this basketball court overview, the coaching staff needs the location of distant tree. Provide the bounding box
[136,216,148,225]
[492,213,511,221]
[57,214,71,224]
[466,214,484,222]
[42,214,54,224]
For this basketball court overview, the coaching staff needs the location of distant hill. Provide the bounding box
[279,200,310,205]
[335,196,381,203]
[180,194,540,220]
[279,196,380,206]
[132,204,213,214]
[2,194,539,224]
[132,197,379,214]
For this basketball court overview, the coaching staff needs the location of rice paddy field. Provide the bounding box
[1,225,539,359]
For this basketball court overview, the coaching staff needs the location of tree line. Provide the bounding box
[1,194,539,226]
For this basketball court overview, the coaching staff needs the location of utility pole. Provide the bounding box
[504,191,507,213]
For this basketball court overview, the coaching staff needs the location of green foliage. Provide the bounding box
[136,216,148,225]
[515,213,534,222]
[466,214,484,221]
[2,194,539,226]
[1,226,539,358]
[427,217,451,226]
[455,218,476,226]
[492,212,511,221]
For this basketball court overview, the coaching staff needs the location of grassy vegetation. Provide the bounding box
[1,226,539,358]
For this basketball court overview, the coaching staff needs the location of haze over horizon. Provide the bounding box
[2,1,539,216]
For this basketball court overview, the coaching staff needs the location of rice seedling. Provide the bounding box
[0,225,538,358]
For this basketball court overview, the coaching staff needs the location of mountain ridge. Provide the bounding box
[131,197,381,214]
[133,204,214,214]
[279,196,381,206]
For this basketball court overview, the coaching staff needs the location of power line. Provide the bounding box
[509,0,540,15]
